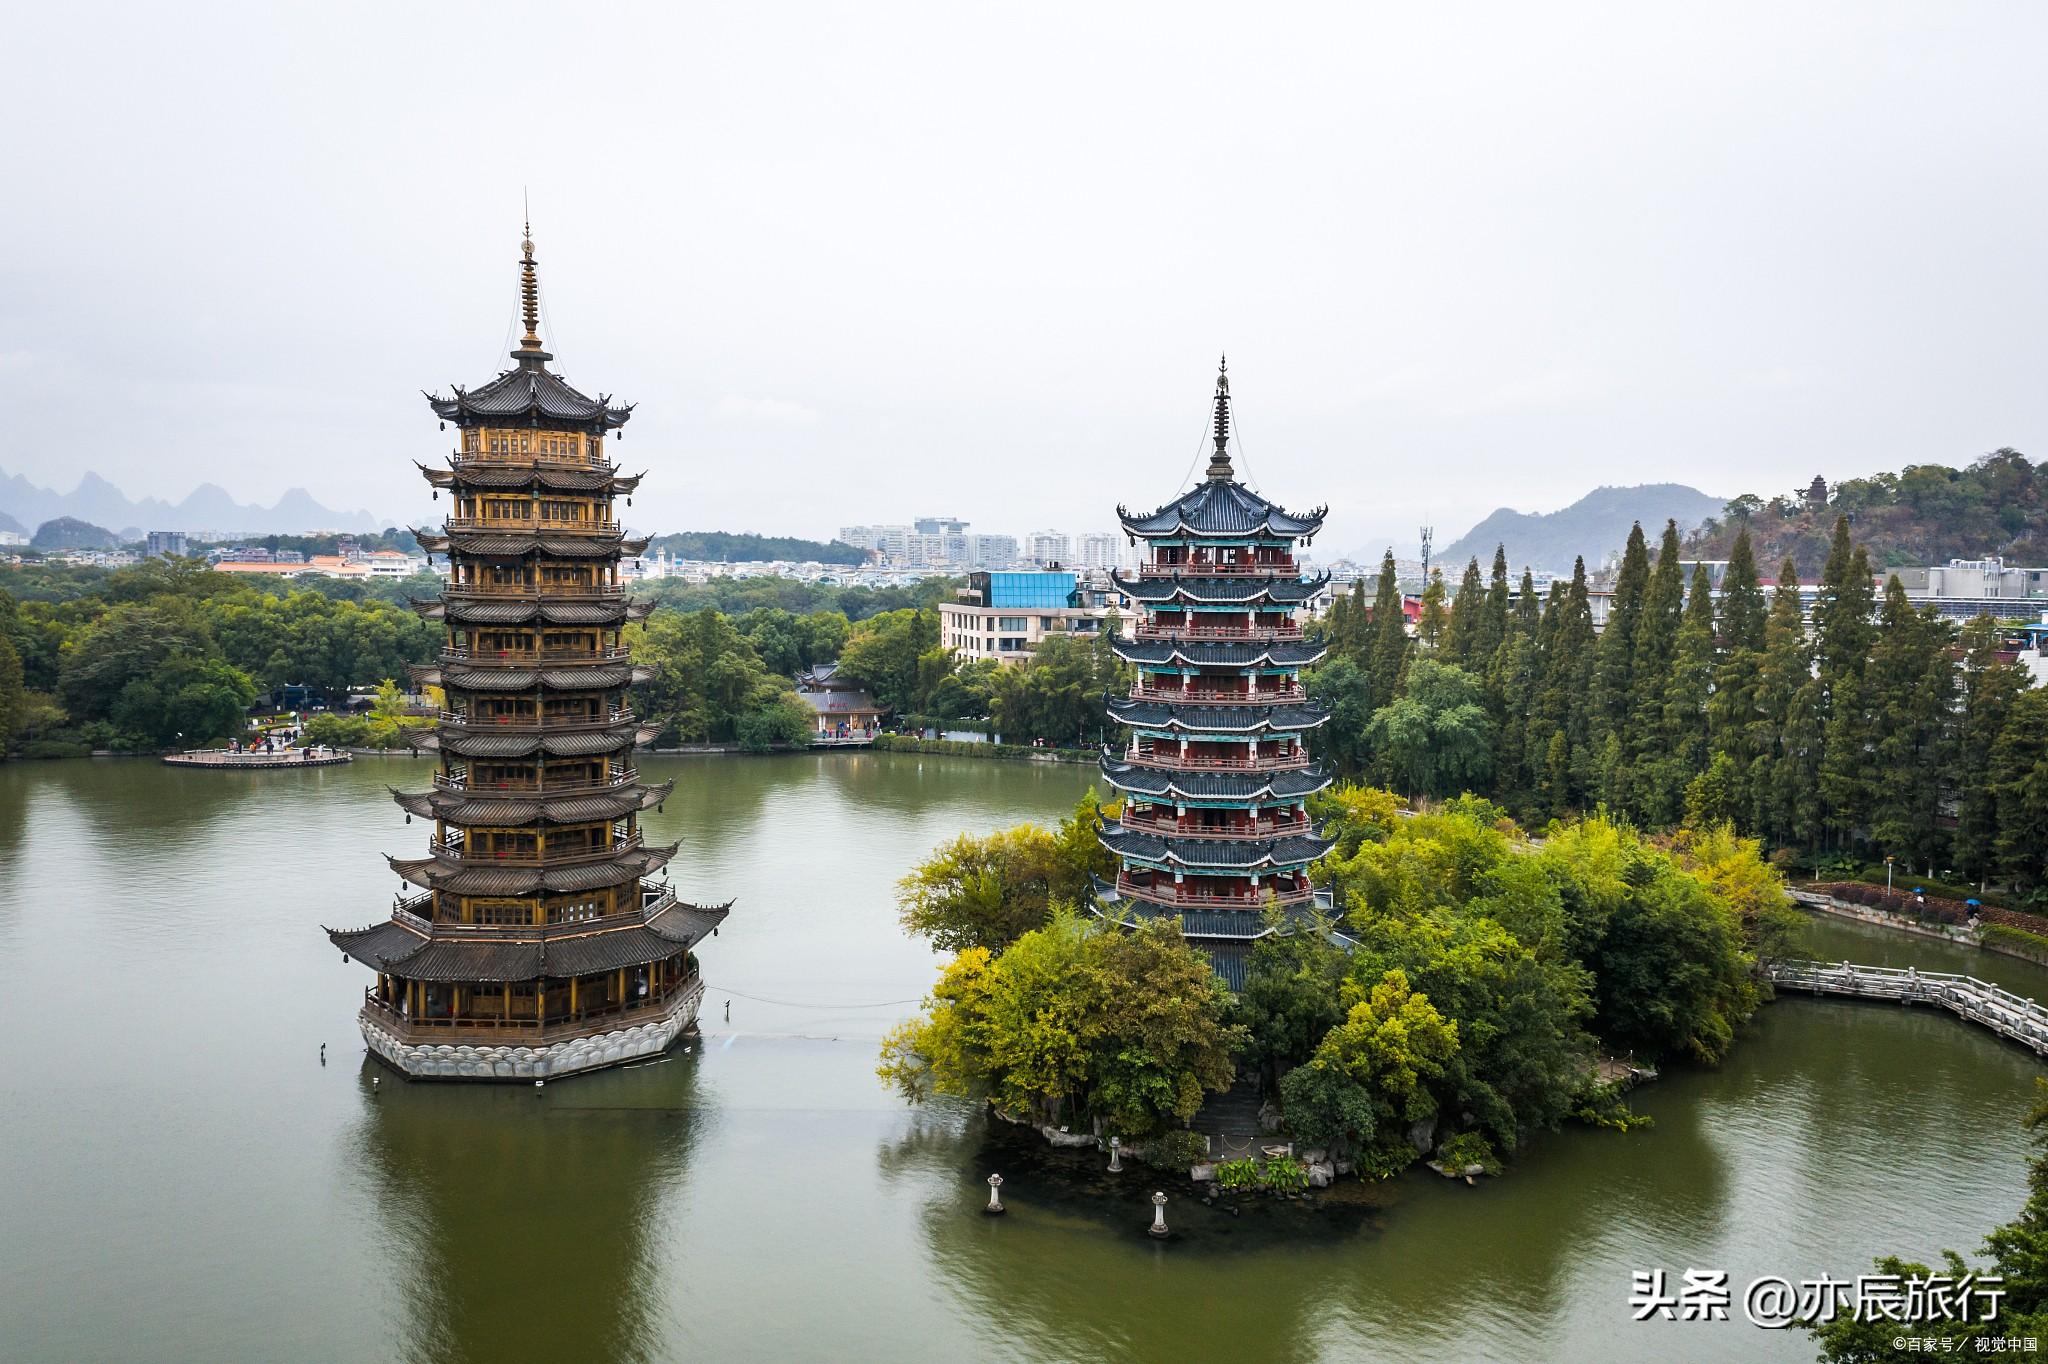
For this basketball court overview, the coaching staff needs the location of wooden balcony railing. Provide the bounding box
[454,448,615,473]
[442,646,633,664]
[439,710,636,730]
[1127,685,1305,705]
[1114,875,1314,908]
[432,767,639,794]
[445,516,621,535]
[362,973,700,1043]
[447,581,623,599]
[389,884,676,934]
[1133,623,1303,641]
[429,831,643,866]
[1124,747,1309,772]
[1136,561,1298,578]
[1117,814,1314,841]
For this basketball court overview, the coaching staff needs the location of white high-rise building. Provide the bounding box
[1025,530,1072,567]
[1075,532,1120,569]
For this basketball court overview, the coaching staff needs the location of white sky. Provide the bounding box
[3,2,2044,556]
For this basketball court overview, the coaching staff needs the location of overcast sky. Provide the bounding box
[4,2,2044,556]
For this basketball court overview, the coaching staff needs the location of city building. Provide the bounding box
[1074,531,1120,569]
[1889,558,2048,622]
[326,226,729,1082]
[939,569,1118,663]
[967,533,1019,569]
[146,530,188,559]
[1091,361,1339,986]
[1024,530,1072,567]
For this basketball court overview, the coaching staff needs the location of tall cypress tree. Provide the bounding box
[1993,689,2048,892]
[1867,578,1954,871]
[1417,569,1449,652]
[1648,562,1716,825]
[1444,557,1485,666]
[1721,527,1767,654]
[1546,559,1598,811]
[1483,545,1512,665]
[1593,523,1650,758]
[1955,615,2025,884]
[1621,520,1686,811]
[1366,550,1408,710]
[1750,557,1815,848]
[1815,541,1878,848]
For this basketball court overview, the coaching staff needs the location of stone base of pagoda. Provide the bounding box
[359,976,705,1082]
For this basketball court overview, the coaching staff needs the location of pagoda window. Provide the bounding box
[466,898,538,926]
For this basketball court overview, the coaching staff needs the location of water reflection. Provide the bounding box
[345,1053,707,1364]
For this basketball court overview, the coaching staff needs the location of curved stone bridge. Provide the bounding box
[1767,959,2048,1057]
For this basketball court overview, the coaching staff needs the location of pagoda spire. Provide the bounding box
[514,221,550,368]
[1205,354,1233,481]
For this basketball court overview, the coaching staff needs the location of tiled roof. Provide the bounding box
[1097,824,1334,869]
[387,842,679,895]
[417,462,642,494]
[426,361,632,431]
[324,899,730,982]
[1098,756,1332,802]
[1110,571,1328,605]
[1106,697,1330,733]
[389,780,670,826]
[1116,479,1327,540]
[1111,636,1327,668]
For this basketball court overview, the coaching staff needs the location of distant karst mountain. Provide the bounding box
[1438,484,1727,576]
[0,468,388,540]
[31,516,121,551]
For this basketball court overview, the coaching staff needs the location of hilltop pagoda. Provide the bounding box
[326,228,729,1081]
[1093,360,1339,987]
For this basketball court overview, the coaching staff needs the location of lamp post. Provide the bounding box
[1886,856,1895,895]
[984,1173,1005,1216]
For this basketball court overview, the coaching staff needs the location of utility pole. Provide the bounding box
[1418,525,1434,588]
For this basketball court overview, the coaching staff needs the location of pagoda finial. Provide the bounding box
[1205,353,1233,480]
[514,218,549,367]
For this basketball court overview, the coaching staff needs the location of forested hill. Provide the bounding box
[1684,447,2046,575]
[644,531,866,565]
[1439,484,1725,575]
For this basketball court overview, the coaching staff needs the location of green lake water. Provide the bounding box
[0,752,2040,1362]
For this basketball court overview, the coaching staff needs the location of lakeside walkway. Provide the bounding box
[162,749,352,769]
[1767,959,2048,1056]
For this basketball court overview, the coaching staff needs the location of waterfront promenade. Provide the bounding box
[162,748,352,769]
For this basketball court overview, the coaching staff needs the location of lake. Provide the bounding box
[0,752,2038,1362]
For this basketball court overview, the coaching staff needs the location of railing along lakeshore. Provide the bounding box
[1766,959,2048,1055]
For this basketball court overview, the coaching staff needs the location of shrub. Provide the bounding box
[1216,1158,1260,1191]
[1436,1131,1503,1175]
[1150,1129,1210,1168]
[1259,1155,1310,1193]
[1572,1082,1655,1133]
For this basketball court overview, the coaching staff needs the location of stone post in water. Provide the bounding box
[985,1173,1005,1215]
[1149,1190,1169,1239]
[1108,1136,1122,1173]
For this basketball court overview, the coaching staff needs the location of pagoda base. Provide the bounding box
[359,976,706,1082]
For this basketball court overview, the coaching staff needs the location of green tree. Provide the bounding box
[1720,527,1767,653]
[1366,550,1410,714]
[1955,615,2026,883]
[1278,969,1460,1175]
[895,824,1068,953]
[1365,659,1493,800]
[1994,689,2048,891]
[1416,569,1449,652]
[1443,557,1485,667]
[1233,911,1349,1081]
[1867,578,1954,869]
